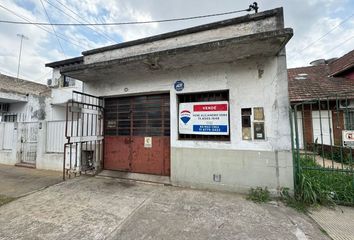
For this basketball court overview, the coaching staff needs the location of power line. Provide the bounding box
[291,11,354,62]
[35,70,52,82]
[326,34,354,54]
[51,0,117,43]
[299,13,354,52]
[0,4,89,50]
[40,0,66,58]
[0,7,256,26]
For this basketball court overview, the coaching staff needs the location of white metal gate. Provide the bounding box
[19,122,38,164]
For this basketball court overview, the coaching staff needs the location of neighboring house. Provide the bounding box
[0,72,83,171]
[0,73,51,122]
[330,49,354,80]
[47,8,294,194]
[45,56,84,121]
[288,50,354,149]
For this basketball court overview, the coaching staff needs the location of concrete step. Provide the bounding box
[98,170,171,185]
[15,162,36,169]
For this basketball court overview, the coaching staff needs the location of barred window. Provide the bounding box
[104,94,170,136]
[63,76,76,87]
[345,111,354,130]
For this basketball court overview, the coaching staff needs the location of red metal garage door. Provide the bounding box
[104,94,170,176]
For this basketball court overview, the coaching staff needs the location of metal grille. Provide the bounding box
[20,122,38,164]
[46,121,66,153]
[291,92,354,205]
[3,114,17,122]
[178,90,230,141]
[105,94,170,136]
[64,91,104,180]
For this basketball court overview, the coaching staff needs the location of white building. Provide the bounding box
[47,8,294,194]
[0,69,83,170]
[45,56,84,121]
[0,73,51,122]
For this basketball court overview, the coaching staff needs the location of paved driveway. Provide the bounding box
[0,176,328,240]
[0,164,62,198]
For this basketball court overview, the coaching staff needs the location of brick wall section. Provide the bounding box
[332,110,344,145]
[0,74,51,97]
[302,106,313,147]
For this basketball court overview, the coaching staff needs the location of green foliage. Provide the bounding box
[280,187,308,213]
[312,141,353,165]
[299,156,318,168]
[247,187,271,203]
[296,156,354,206]
[320,149,352,165]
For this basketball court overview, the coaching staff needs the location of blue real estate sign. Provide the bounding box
[179,101,229,135]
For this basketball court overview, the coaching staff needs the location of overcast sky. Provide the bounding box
[0,0,353,83]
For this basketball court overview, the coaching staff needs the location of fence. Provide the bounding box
[46,121,81,153]
[291,92,354,205]
[0,122,14,150]
[46,121,66,153]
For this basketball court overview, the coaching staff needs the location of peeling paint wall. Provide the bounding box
[7,95,49,122]
[85,16,279,64]
[44,8,293,190]
[85,56,291,151]
[83,53,293,192]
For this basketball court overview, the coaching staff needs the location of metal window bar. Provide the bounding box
[64,91,104,180]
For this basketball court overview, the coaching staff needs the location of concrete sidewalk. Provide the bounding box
[0,164,62,198]
[0,176,329,240]
[310,206,354,240]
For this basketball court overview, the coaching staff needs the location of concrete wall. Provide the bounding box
[85,15,279,64]
[0,150,15,165]
[36,121,63,171]
[8,95,50,122]
[171,148,292,194]
[48,68,84,121]
[84,53,293,193]
[49,105,66,121]
[0,121,63,172]
[0,123,18,165]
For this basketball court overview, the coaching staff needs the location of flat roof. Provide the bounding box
[82,8,283,56]
[45,56,83,68]
[46,8,284,69]
[61,28,293,82]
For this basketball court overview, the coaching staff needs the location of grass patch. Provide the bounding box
[0,195,16,206]
[247,187,271,203]
[298,156,354,205]
[282,156,354,211]
[280,187,308,213]
[278,156,353,212]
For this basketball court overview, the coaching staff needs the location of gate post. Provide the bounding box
[36,121,47,169]
[15,122,23,164]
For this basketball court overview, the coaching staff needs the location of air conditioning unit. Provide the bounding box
[47,78,59,88]
[339,99,354,109]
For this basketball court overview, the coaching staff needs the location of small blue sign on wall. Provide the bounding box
[174,80,184,91]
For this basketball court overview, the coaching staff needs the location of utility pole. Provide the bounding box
[16,34,28,81]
